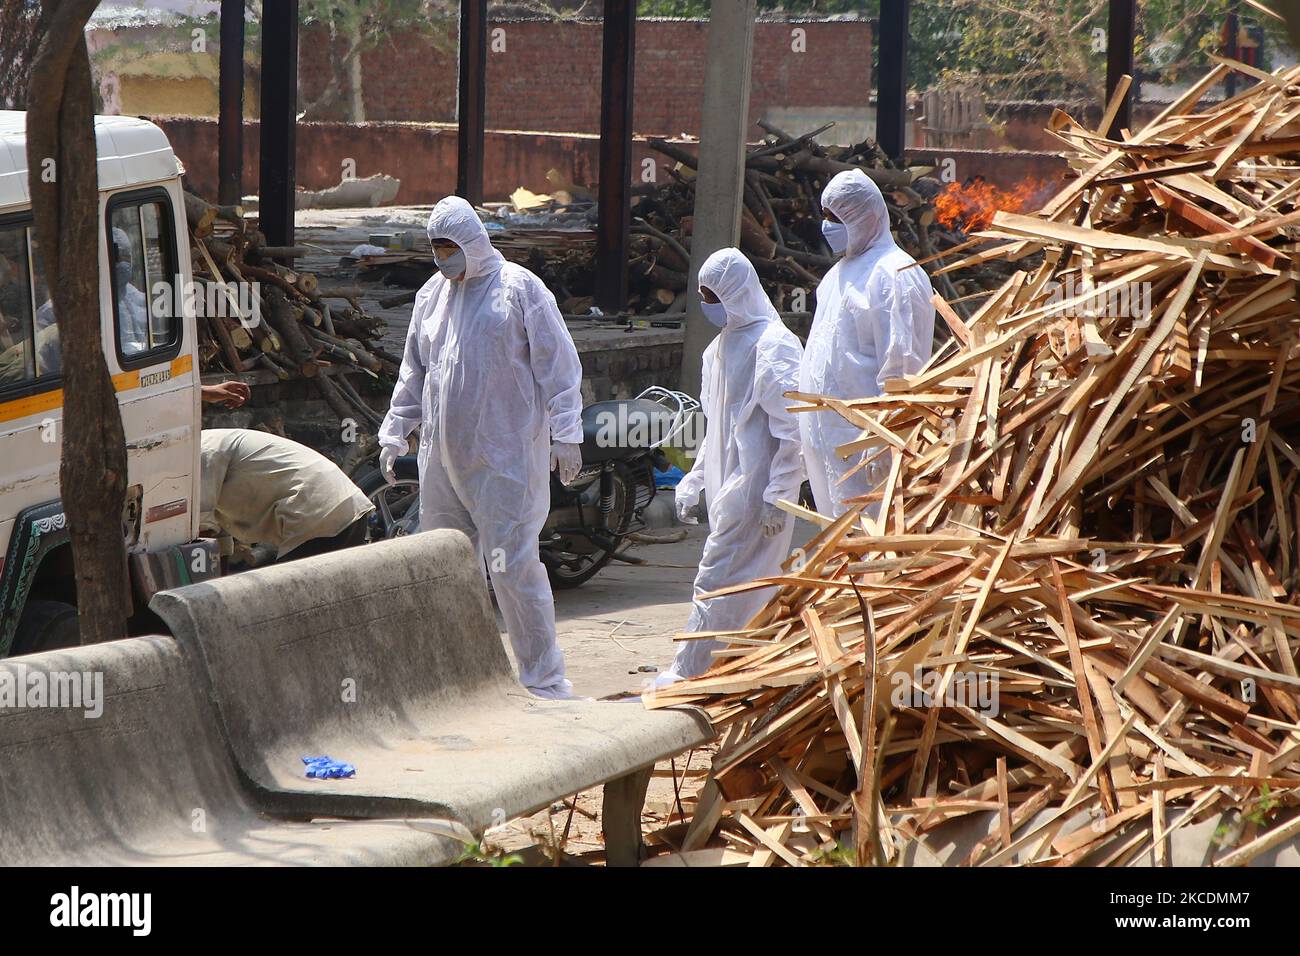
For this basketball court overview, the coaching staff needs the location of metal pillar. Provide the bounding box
[217,0,244,206]
[680,0,757,397]
[1225,0,1241,98]
[876,0,910,160]
[1105,0,1136,138]
[595,0,636,313]
[457,0,487,205]
[258,0,299,247]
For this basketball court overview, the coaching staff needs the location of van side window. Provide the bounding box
[0,223,57,390]
[29,235,57,378]
[109,198,178,360]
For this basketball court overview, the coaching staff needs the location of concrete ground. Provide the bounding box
[553,525,710,700]
[481,523,712,866]
[474,515,817,866]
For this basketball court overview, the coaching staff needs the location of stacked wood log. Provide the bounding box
[633,121,982,316]
[184,189,398,434]
[644,64,1300,868]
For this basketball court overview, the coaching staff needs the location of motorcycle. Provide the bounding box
[353,387,699,588]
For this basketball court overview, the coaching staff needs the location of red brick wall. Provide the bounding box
[154,117,695,205]
[156,116,1067,209]
[297,18,871,137]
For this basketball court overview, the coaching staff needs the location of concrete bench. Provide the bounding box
[0,637,460,865]
[151,531,713,865]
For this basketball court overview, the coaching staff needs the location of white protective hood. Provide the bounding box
[698,246,780,331]
[426,195,504,280]
[821,168,892,259]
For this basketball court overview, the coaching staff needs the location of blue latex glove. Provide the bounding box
[303,755,356,779]
[655,465,685,489]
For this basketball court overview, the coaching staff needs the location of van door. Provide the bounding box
[103,185,200,554]
[0,215,66,640]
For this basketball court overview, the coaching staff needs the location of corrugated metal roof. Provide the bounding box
[0,112,178,212]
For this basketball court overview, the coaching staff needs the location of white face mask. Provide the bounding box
[821,218,848,254]
[114,260,135,287]
[434,248,466,279]
[700,299,727,328]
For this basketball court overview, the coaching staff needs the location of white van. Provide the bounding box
[0,111,217,655]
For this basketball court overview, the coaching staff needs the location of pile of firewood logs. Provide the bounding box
[644,64,1300,867]
[183,190,398,433]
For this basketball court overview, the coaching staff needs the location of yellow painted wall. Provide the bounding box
[119,75,220,117]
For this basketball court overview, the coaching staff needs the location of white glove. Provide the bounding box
[760,502,786,538]
[379,445,400,486]
[550,441,582,485]
[676,496,700,525]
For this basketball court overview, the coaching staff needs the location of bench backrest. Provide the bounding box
[0,636,248,864]
[150,532,511,774]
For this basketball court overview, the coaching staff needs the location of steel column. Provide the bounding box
[595,0,636,313]
[457,0,487,205]
[876,0,910,160]
[1105,0,1136,138]
[1225,0,1241,98]
[217,0,244,206]
[258,0,299,247]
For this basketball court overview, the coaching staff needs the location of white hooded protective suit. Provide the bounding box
[378,197,584,697]
[664,249,804,682]
[799,169,935,517]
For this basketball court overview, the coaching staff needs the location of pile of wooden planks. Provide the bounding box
[184,190,398,433]
[644,63,1300,867]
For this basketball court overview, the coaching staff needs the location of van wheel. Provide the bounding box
[10,600,81,656]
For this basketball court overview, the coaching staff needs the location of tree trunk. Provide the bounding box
[348,16,365,123]
[27,0,131,644]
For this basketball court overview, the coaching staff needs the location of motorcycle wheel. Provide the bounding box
[546,464,638,590]
[356,461,638,590]
[354,466,422,541]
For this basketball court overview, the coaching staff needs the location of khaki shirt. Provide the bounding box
[200,428,374,557]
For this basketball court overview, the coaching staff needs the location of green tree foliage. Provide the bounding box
[638,0,1292,102]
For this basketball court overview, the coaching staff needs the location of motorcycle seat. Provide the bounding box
[387,398,670,473]
[580,399,671,463]
[393,455,419,481]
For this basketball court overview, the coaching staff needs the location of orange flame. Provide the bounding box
[934,177,1048,233]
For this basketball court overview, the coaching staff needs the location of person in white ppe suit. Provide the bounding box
[656,248,804,686]
[800,169,935,518]
[377,196,584,699]
[110,226,150,355]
